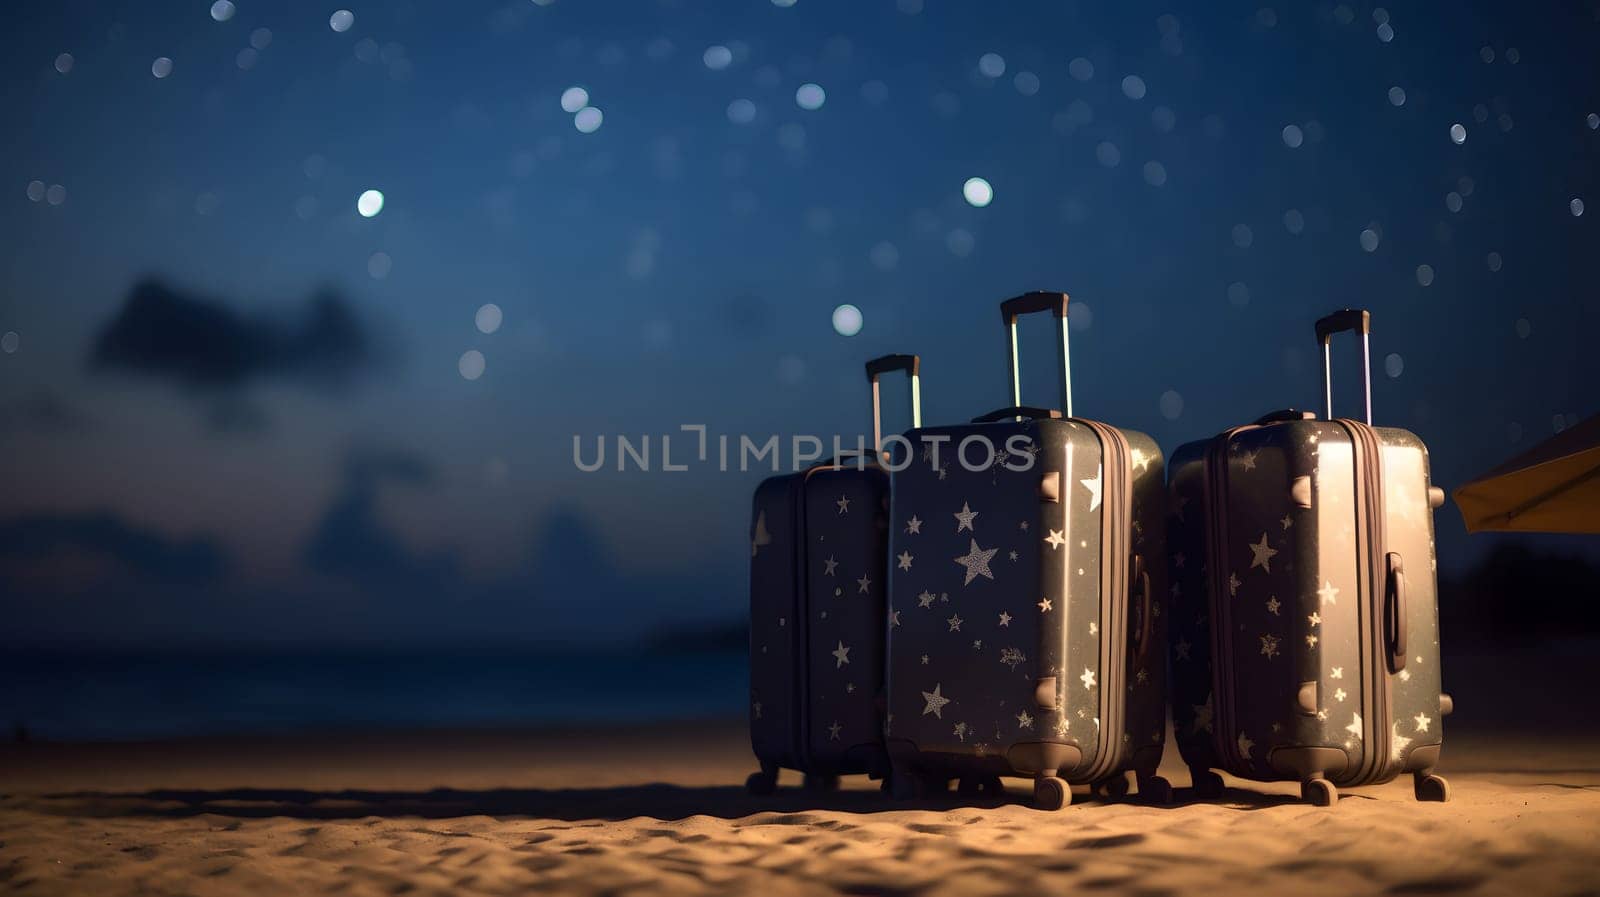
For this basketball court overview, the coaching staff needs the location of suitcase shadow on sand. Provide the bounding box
[25,782,1304,821]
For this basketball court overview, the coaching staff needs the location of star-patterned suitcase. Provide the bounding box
[745,354,921,795]
[882,292,1170,810]
[1167,309,1454,807]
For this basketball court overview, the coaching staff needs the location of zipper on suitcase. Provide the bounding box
[1339,420,1391,784]
[1074,419,1133,783]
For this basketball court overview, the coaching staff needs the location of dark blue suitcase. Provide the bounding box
[746,354,921,793]
[881,293,1170,809]
[1167,310,1454,806]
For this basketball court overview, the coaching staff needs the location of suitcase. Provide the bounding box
[745,353,922,794]
[882,292,1170,810]
[1166,309,1454,806]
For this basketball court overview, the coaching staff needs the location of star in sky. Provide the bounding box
[1266,596,1281,615]
[1415,712,1432,733]
[972,639,982,649]
[1044,528,1066,550]
[1080,465,1103,512]
[1334,687,1347,702]
[1239,449,1259,471]
[1174,636,1191,661]
[1174,552,1186,568]
[1280,514,1293,530]
[953,721,969,741]
[1080,667,1096,690]
[1305,634,1318,647]
[1016,710,1034,730]
[1008,549,1018,562]
[823,555,838,576]
[831,640,851,668]
[947,614,963,632]
[1089,621,1099,635]
[1228,572,1241,596]
[998,611,1012,627]
[1019,520,1030,531]
[857,573,872,593]
[1000,646,1025,669]
[1308,612,1321,626]
[1237,731,1255,759]
[917,590,936,608]
[828,720,842,741]
[920,654,929,665]
[954,501,979,532]
[1317,580,1340,606]
[953,538,998,585]
[888,609,901,628]
[1249,532,1278,573]
[905,515,922,534]
[1330,666,1343,679]
[1038,597,1052,612]
[921,684,950,718]
[836,495,851,514]
[1346,713,1363,739]
[897,551,914,571]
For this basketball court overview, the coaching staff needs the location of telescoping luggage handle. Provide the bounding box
[865,353,922,456]
[999,291,1072,419]
[1315,308,1373,425]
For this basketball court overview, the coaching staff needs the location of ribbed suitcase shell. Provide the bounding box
[1167,414,1449,800]
[748,460,890,787]
[883,416,1168,802]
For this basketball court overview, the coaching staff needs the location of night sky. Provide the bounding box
[2,0,1594,648]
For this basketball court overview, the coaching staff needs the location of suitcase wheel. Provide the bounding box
[803,774,840,793]
[746,769,778,796]
[1095,773,1130,800]
[1032,776,1071,811]
[1190,768,1225,799]
[1138,775,1174,805]
[888,764,919,801]
[1302,777,1337,807]
[1414,773,1451,803]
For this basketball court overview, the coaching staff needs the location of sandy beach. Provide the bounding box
[3,714,1598,897]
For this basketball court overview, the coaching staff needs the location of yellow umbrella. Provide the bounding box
[1454,413,1600,534]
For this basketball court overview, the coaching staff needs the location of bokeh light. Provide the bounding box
[476,304,503,334]
[1,331,18,354]
[329,10,355,32]
[561,87,589,113]
[210,1,235,22]
[1416,264,1435,286]
[1142,161,1167,186]
[151,57,173,78]
[962,177,993,207]
[1013,72,1040,96]
[1069,57,1094,81]
[1159,390,1184,420]
[1282,124,1304,148]
[1487,251,1503,272]
[575,107,604,133]
[26,180,45,202]
[357,189,384,217]
[831,304,863,337]
[1283,209,1305,234]
[1231,224,1253,248]
[978,53,1005,78]
[1360,227,1381,252]
[1571,198,1585,217]
[367,251,392,280]
[1388,86,1405,106]
[703,45,732,70]
[1384,353,1404,378]
[1227,282,1250,307]
[54,53,74,74]
[795,83,826,110]
[1450,123,1467,144]
[1121,75,1147,100]
[458,350,486,380]
[45,184,66,206]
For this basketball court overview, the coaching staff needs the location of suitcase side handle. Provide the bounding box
[1000,291,1072,418]
[972,405,1062,423]
[1315,308,1373,424]
[865,353,922,458]
[1130,553,1153,664]
[1385,552,1407,673]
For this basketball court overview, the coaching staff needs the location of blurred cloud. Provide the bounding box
[303,449,457,588]
[0,391,96,435]
[0,512,227,593]
[88,279,377,392]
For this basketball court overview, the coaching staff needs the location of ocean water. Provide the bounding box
[0,648,748,742]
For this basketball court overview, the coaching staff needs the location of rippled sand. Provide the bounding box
[2,722,1596,896]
